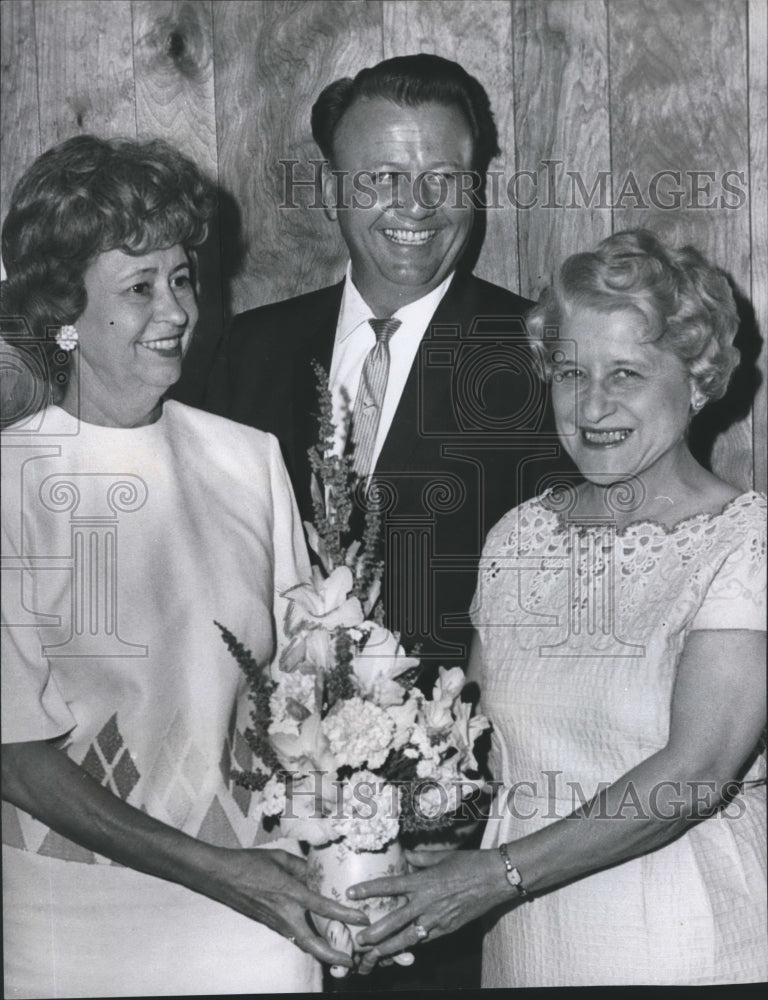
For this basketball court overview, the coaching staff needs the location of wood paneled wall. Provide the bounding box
[1,0,765,490]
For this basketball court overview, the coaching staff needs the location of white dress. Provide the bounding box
[1,402,322,997]
[472,491,767,986]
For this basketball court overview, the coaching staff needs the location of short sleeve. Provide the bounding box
[267,433,312,638]
[1,520,75,745]
[690,527,766,631]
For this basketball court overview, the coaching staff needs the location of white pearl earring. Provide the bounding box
[55,325,79,351]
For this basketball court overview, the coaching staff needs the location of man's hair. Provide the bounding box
[311,53,500,173]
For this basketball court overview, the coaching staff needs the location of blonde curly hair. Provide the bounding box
[526,229,740,402]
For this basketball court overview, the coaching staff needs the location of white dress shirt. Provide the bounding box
[328,264,455,471]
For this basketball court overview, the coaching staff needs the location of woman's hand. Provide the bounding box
[347,847,519,975]
[204,846,369,969]
[2,740,367,970]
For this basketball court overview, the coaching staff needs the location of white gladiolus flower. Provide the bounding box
[283,566,364,636]
[386,693,422,750]
[451,700,490,772]
[269,713,336,774]
[421,666,466,731]
[351,626,419,707]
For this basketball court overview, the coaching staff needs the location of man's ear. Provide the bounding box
[323,166,338,222]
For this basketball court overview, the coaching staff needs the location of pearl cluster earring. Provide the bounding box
[55,325,79,351]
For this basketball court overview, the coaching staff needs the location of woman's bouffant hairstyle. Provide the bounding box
[526,229,740,403]
[311,53,500,174]
[1,134,216,344]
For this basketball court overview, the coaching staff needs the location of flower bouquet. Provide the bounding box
[217,363,489,973]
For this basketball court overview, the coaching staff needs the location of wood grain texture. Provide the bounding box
[609,0,749,271]
[748,0,767,491]
[34,0,136,147]
[610,0,753,489]
[1,2,41,417]
[513,0,612,299]
[132,0,222,405]
[0,0,40,231]
[213,0,383,315]
[132,0,217,177]
[383,0,519,295]
[0,0,763,486]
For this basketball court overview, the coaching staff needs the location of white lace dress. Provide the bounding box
[472,491,766,986]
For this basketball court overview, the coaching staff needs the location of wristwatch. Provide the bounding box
[498,843,531,899]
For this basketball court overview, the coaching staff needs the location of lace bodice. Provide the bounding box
[471,491,766,804]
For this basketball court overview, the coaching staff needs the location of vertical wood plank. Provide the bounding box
[513,0,612,299]
[132,0,217,177]
[0,0,40,231]
[213,0,383,315]
[610,0,753,489]
[748,0,767,491]
[132,0,222,404]
[382,0,519,295]
[0,1,42,420]
[609,0,750,272]
[35,0,136,147]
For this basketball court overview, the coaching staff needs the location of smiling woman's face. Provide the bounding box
[551,306,695,489]
[74,244,198,410]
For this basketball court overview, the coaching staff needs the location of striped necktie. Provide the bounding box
[351,317,401,476]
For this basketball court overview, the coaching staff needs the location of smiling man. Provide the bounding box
[207,55,569,684]
[204,50,571,992]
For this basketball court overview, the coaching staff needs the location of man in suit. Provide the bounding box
[207,54,569,680]
[205,54,570,990]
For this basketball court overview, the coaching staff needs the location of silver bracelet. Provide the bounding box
[498,843,531,899]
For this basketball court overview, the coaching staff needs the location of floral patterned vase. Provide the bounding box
[307,838,407,977]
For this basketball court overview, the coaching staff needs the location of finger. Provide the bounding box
[322,919,354,978]
[359,925,423,964]
[347,875,410,900]
[356,947,382,976]
[405,849,453,869]
[293,924,356,969]
[306,892,369,925]
[270,850,306,876]
[391,951,415,966]
[355,905,418,947]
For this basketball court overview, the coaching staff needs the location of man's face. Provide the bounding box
[324,98,476,316]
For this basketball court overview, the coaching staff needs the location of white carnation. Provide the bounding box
[330,771,400,851]
[260,775,287,817]
[412,782,448,820]
[322,697,395,771]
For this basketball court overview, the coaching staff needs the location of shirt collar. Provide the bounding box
[336,262,455,343]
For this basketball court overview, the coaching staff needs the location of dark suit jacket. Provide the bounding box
[206,272,574,676]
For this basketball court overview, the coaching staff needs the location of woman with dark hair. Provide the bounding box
[349,230,766,986]
[0,135,365,997]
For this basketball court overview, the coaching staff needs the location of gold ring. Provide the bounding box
[413,922,429,941]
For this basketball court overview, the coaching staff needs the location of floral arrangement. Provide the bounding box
[217,363,489,853]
